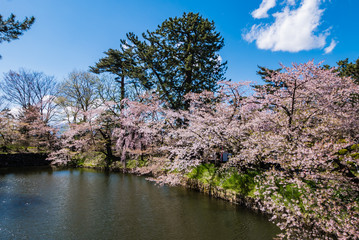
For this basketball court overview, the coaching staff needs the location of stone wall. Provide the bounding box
[0,153,49,167]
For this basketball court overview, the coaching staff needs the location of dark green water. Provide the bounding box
[0,167,279,240]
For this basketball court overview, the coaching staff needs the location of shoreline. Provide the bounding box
[80,164,266,217]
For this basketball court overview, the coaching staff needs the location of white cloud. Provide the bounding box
[285,0,296,6]
[324,39,338,54]
[251,0,277,19]
[244,0,331,53]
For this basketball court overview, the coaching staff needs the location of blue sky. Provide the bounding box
[0,0,358,85]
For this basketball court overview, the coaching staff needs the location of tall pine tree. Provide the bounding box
[129,12,227,109]
[90,48,137,106]
[94,12,227,110]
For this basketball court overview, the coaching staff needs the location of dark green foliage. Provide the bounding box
[351,144,359,151]
[336,58,359,84]
[253,66,283,94]
[187,164,218,184]
[256,65,281,82]
[323,57,359,84]
[71,153,87,167]
[126,158,148,169]
[275,182,302,203]
[124,12,227,109]
[338,149,348,155]
[334,58,359,104]
[92,12,226,110]
[187,164,258,195]
[221,170,258,195]
[90,48,133,76]
[0,14,35,58]
[90,48,142,102]
[303,179,317,190]
[336,144,359,177]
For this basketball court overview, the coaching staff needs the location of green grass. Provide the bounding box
[221,170,258,196]
[125,158,148,169]
[186,164,259,196]
[74,152,107,167]
[186,164,219,185]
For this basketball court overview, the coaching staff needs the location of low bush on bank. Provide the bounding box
[186,164,258,196]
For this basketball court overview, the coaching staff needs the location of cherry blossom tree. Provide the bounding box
[17,105,57,151]
[235,61,359,239]
[0,108,19,152]
[156,81,250,172]
[151,61,359,239]
[112,95,166,166]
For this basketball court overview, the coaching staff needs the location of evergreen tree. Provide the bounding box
[336,57,359,84]
[253,65,282,95]
[0,14,35,58]
[323,57,359,103]
[117,12,227,110]
[90,48,140,104]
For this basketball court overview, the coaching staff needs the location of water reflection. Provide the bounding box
[0,167,279,240]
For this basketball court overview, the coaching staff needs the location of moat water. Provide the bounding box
[0,167,279,240]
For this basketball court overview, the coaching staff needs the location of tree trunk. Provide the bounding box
[120,75,125,109]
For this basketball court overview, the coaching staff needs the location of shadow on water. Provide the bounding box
[0,167,280,240]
